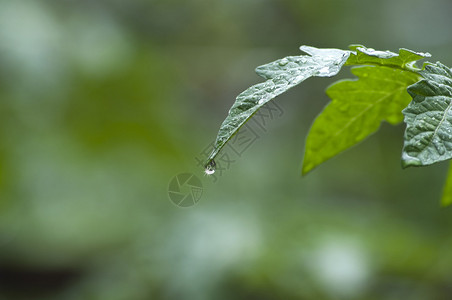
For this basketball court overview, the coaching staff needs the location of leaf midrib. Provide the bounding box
[424,96,452,155]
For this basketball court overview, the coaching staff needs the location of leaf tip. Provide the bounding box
[301,162,315,176]
[401,152,422,168]
[440,196,452,207]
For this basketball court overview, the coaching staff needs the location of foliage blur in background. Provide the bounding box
[1,0,452,299]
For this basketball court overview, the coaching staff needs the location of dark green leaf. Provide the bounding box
[402,62,452,167]
[204,46,350,168]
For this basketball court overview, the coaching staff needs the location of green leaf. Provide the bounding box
[402,62,452,167]
[204,46,350,168]
[346,45,431,71]
[441,161,452,207]
[303,66,420,174]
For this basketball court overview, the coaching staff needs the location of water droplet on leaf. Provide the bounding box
[204,159,216,175]
[317,66,330,76]
[278,58,289,66]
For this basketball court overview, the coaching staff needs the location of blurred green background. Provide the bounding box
[1,0,452,299]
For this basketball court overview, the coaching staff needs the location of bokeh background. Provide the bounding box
[1,0,452,299]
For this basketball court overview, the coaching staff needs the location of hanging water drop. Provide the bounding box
[204,159,216,175]
[205,168,215,175]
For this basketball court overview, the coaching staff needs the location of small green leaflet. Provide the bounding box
[402,62,452,167]
[303,66,420,174]
[204,46,350,170]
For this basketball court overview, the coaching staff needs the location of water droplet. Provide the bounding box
[258,99,265,105]
[204,159,216,175]
[278,58,289,66]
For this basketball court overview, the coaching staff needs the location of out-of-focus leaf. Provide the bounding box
[204,46,350,169]
[402,62,452,167]
[441,161,452,207]
[346,45,431,71]
[303,66,420,174]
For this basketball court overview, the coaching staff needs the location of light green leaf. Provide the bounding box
[441,161,452,207]
[346,45,431,71]
[402,62,452,167]
[302,66,420,174]
[204,46,350,169]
